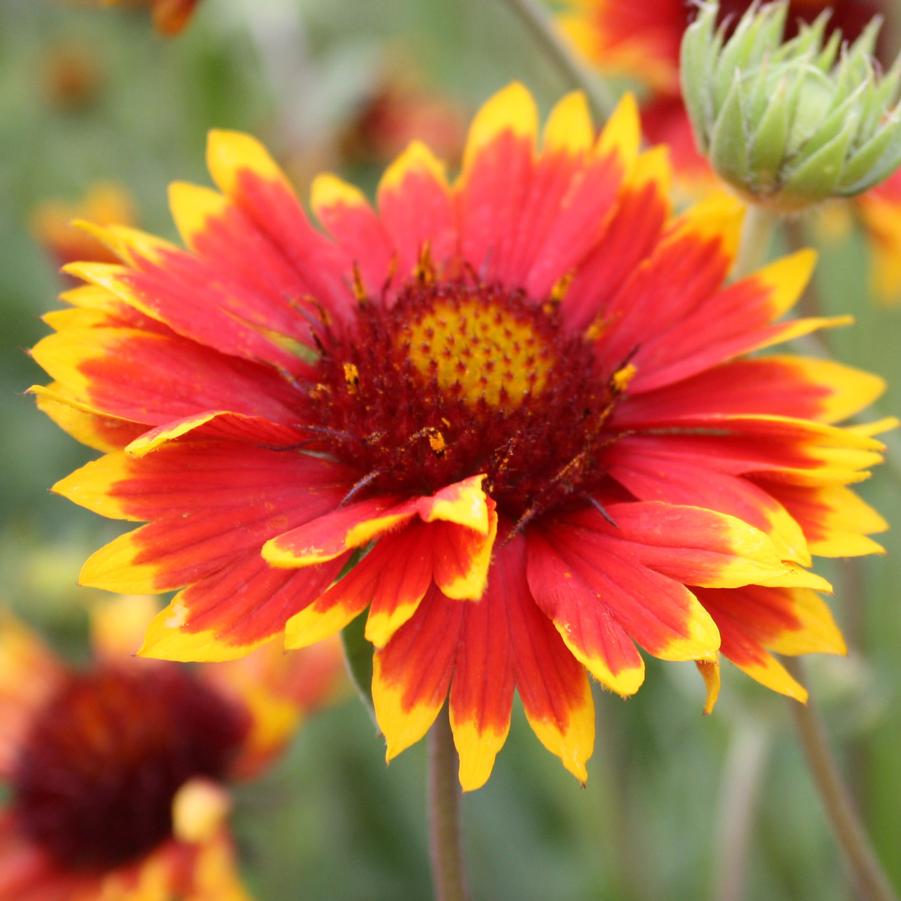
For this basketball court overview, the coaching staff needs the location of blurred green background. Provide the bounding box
[1,1,899,899]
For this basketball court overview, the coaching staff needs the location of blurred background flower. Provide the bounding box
[101,0,203,36]
[31,183,137,271]
[0,596,344,898]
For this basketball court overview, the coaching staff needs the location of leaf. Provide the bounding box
[341,605,376,722]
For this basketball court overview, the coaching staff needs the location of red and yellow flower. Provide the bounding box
[32,83,890,790]
[0,598,342,899]
[855,168,901,304]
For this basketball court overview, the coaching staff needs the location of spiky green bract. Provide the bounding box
[681,1,901,210]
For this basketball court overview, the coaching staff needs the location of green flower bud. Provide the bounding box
[681,1,901,211]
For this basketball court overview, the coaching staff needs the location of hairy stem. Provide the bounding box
[784,660,898,901]
[428,712,470,901]
[498,0,616,118]
[734,205,776,278]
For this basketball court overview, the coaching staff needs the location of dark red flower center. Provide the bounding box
[11,665,249,872]
[305,275,629,526]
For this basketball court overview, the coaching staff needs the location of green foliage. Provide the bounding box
[1,1,900,899]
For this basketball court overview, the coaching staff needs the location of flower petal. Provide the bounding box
[626,250,826,391]
[563,146,671,331]
[31,326,300,427]
[697,585,848,701]
[574,501,829,591]
[431,506,498,600]
[609,418,885,488]
[449,541,516,791]
[59,446,349,592]
[124,411,302,458]
[526,530,646,694]
[530,520,721,671]
[62,258,315,378]
[311,173,393,295]
[618,356,885,424]
[264,474,491,567]
[206,129,352,322]
[139,551,345,661]
[377,140,456,280]
[457,82,538,283]
[594,193,744,370]
[609,454,810,565]
[286,527,433,650]
[505,536,594,782]
[263,496,416,568]
[516,92,631,298]
[761,481,888,557]
[372,587,464,760]
[32,385,146,452]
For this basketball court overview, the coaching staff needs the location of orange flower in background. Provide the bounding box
[40,42,104,111]
[0,598,342,899]
[102,0,201,36]
[856,168,901,305]
[32,83,890,790]
[338,72,467,169]
[31,183,137,272]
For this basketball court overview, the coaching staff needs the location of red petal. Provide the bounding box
[61,447,350,593]
[609,454,809,565]
[206,130,354,323]
[449,541,517,790]
[563,147,671,331]
[504,536,594,782]
[696,585,847,701]
[594,195,742,370]
[32,326,300,427]
[526,527,646,693]
[311,174,393,296]
[141,551,345,660]
[457,84,537,284]
[373,586,464,760]
[377,142,456,283]
[286,524,434,650]
[616,356,883,425]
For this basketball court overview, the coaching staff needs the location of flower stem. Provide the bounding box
[784,660,898,901]
[497,0,616,118]
[428,712,470,901]
[733,205,776,279]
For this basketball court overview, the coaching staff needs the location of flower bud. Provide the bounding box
[681,1,901,210]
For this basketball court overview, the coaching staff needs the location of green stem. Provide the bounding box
[784,660,898,901]
[428,712,470,901]
[733,205,776,279]
[497,0,616,118]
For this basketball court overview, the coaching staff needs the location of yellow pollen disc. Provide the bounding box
[405,297,553,408]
